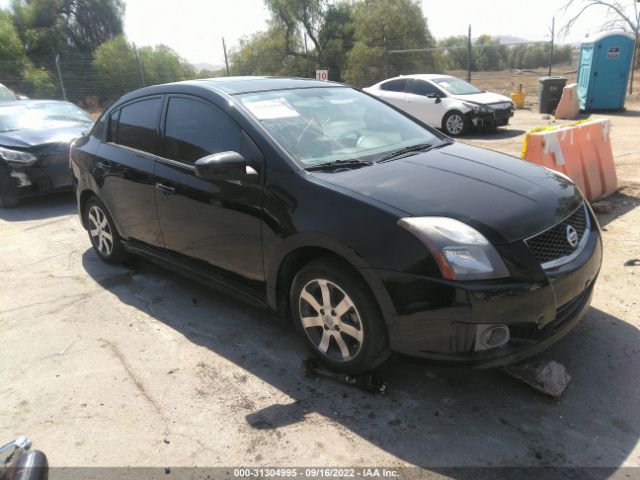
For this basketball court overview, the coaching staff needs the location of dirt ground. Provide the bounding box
[0,97,639,475]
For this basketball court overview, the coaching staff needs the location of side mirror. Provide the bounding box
[427,93,442,104]
[195,151,248,180]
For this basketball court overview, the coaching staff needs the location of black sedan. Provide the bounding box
[70,77,602,373]
[0,100,93,207]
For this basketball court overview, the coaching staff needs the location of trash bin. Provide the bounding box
[539,76,567,114]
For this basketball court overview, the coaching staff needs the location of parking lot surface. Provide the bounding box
[1,103,639,473]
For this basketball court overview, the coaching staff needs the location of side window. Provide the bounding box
[380,79,407,92]
[115,97,162,154]
[409,80,443,97]
[163,97,241,164]
[108,109,120,142]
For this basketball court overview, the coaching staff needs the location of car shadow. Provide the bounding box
[0,192,76,222]
[462,128,527,141]
[82,250,640,473]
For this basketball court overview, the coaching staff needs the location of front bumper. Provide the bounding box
[1,154,73,199]
[469,107,515,129]
[372,224,602,368]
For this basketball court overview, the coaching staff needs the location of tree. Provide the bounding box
[0,9,28,87]
[11,0,125,58]
[228,25,307,77]
[92,36,196,102]
[139,44,195,85]
[344,0,438,87]
[92,35,139,101]
[560,0,639,92]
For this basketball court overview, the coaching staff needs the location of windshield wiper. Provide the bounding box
[377,143,437,163]
[305,159,373,172]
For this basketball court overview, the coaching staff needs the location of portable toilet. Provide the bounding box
[577,31,636,111]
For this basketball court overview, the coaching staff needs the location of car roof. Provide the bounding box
[121,77,343,102]
[384,74,456,83]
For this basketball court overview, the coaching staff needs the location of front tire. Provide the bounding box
[442,110,469,137]
[83,197,128,264]
[290,257,390,373]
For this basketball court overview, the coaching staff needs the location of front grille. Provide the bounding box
[525,204,589,266]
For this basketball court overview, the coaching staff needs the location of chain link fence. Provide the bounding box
[0,38,636,115]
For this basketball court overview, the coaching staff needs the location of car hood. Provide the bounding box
[308,142,583,244]
[451,91,512,106]
[0,122,90,149]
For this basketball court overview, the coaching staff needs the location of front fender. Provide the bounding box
[265,232,398,325]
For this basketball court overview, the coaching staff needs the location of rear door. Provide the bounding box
[154,95,265,281]
[96,96,164,246]
[376,79,408,109]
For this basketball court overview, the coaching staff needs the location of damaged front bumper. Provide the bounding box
[468,107,515,129]
[1,152,73,200]
[372,224,602,368]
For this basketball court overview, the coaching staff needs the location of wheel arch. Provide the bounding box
[266,235,397,326]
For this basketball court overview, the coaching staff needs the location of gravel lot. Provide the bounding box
[1,100,639,474]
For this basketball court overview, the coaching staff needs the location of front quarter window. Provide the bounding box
[238,87,441,167]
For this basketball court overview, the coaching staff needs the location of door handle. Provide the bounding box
[155,183,176,195]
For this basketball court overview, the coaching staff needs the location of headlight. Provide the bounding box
[398,217,509,281]
[463,102,493,114]
[0,146,37,166]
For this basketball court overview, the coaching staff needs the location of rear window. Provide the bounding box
[113,97,162,155]
[380,79,407,92]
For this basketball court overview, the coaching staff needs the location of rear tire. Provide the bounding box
[290,256,390,373]
[83,197,129,264]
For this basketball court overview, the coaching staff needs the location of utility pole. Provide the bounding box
[54,54,67,101]
[133,43,145,87]
[630,7,639,95]
[548,17,555,77]
[222,37,230,76]
[467,25,472,83]
[304,34,311,78]
[383,35,389,78]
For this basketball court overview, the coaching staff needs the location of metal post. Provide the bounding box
[222,37,230,76]
[384,35,389,78]
[548,17,555,77]
[630,28,638,95]
[133,43,145,87]
[467,25,472,83]
[54,54,67,101]
[304,34,311,78]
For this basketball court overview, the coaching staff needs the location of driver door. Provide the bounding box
[405,79,447,127]
[154,95,265,282]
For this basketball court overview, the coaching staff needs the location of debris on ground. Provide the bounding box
[591,200,614,214]
[303,358,387,395]
[503,360,571,398]
[624,259,640,267]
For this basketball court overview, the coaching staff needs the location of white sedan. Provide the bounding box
[364,74,515,137]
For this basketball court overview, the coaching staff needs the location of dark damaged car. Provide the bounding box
[70,77,602,373]
[0,100,93,207]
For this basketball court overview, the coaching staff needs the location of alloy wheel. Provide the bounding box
[88,205,114,257]
[298,278,364,362]
[446,114,465,135]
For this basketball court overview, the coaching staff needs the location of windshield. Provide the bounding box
[0,85,16,101]
[238,87,440,166]
[0,102,92,133]
[433,78,482,95]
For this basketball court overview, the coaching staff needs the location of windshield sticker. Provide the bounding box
[244,98,300,120]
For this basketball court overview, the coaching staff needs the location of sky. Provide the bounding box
[0,0,631,65]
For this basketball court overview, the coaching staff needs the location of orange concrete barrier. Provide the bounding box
[555,83,580,120]
[521,118,617,201]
